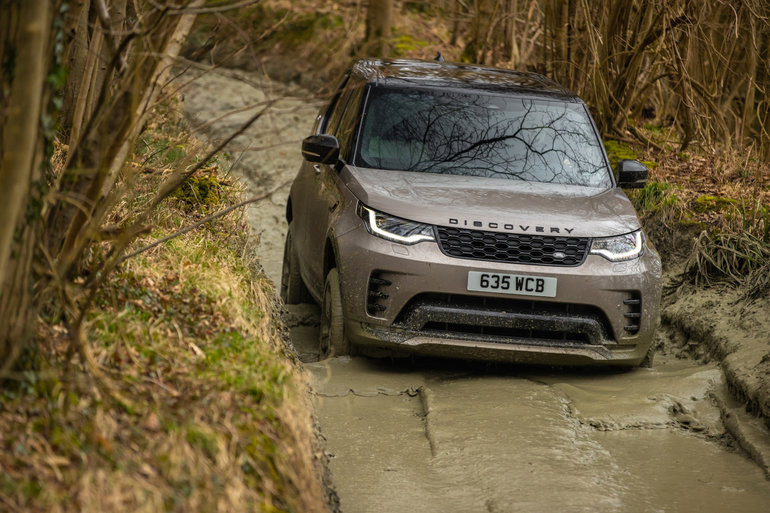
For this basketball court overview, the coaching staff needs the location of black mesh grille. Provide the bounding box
[436,226,590,266]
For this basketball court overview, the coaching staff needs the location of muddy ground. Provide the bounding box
[180,65,770,513]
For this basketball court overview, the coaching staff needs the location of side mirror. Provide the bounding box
[616,159,648,189]
[301,134,340,164]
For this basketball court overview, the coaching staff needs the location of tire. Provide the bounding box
[280,225,311,304]
[319,268,350,358]
[639,346,655,368]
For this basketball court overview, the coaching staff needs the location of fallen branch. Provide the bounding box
[118,179,291,264]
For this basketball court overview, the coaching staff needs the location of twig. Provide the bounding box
[118,179,290,264]
[167,0,260,15]
[627,125,666,152]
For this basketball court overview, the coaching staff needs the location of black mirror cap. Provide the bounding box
[616,159,649,189]
[302,134,340,164]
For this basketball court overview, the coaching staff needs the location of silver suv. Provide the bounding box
[282,58,661,367]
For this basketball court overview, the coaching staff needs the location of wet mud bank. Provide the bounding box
[178,65,341,510]
[660,285,770,477]
[661,287,770,420]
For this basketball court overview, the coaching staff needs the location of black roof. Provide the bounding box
[349,58,577,101]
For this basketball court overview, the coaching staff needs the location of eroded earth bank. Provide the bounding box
[181,66,770,513]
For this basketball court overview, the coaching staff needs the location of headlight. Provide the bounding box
[358,205,435,245]
[590,230,644,261]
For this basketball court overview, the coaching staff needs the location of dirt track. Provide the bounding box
[181,66,770,513]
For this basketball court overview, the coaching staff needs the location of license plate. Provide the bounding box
[467,271,557,297]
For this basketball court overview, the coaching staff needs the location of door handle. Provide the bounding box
[313,164,322,175]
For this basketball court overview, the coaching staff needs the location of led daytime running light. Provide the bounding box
[589,231,644,262]
[360,205,435,245]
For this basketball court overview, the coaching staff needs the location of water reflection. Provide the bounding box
[358,87,611,189]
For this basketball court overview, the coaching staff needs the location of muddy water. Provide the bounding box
[180,67,770,513]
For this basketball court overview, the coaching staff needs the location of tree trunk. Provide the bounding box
[740,14,758,146]
[504,0,519,65]
[50,2,203,278]
[0,0,51,372]
[365,0,393,56]
[450,0,461,46]
[60,0,91,139]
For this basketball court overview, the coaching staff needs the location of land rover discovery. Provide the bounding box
[281,58,662,367]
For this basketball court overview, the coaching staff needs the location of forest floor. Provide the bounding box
[4,3,768,511]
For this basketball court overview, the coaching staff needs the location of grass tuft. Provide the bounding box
[683,231,770,292]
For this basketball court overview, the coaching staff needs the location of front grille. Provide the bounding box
[436,226,589,266]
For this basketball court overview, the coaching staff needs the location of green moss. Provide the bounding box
[694,195,738,213]
[628,182,680,215]
[20,479,43,501]
[186,427,219,461]
[173,173,224,212]
[275,10,344,49]
[643,122,664,133]
[459,41,476,63]
[603,140,638,169]
[199,330,289,405]
[164,145,186,165]
[390,33,429,57]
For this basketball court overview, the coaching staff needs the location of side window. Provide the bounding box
[335,87,364,161]
[326,88,353,137]
[319,74,350,134]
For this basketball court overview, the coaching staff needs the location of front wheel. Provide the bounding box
[319,268,350,359]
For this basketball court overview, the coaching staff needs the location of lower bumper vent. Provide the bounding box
[623,293,642,334]
[394,293,614,346]
[366,271,392,316]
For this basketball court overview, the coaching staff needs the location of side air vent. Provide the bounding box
[366,271,392,316]
[623,292,642,334]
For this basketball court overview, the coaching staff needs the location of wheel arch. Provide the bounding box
[285,196,293,224]
[323,237,338,278]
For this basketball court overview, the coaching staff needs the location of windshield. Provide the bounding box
[356,86,612,188]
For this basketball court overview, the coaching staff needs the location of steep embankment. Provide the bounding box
[0,79,329,511]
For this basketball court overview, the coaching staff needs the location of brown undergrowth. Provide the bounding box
[0,103,327,512]
[611,136,770,298]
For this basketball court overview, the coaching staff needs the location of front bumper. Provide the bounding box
[335,224,662,366]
